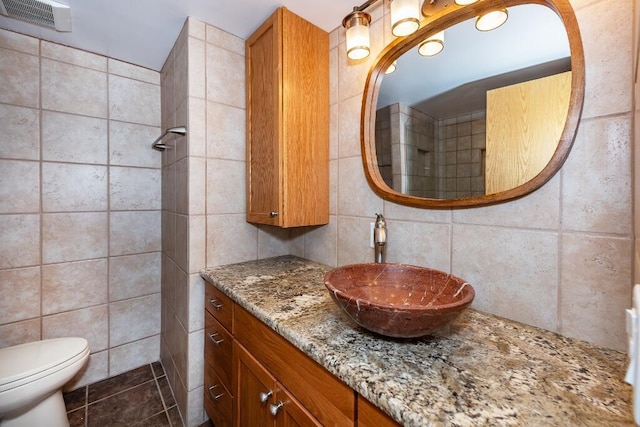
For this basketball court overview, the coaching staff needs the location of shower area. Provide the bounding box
[375,102,486,199]
[158,17,298,427]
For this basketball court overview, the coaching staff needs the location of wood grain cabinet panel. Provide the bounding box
[245,7,329,228]
[276,386,322,427]
[235,342,278,427]
[357,395,401,427]
[204,278,401,427]
[235,342,322,427]
[204,365,233,427]
[205,310,233,393]
[205,281,233,331]
[234,305,355,426]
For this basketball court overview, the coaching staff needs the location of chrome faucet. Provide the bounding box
[374,213,386,263]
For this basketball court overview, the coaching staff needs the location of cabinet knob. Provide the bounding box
[269,401,284,416]
[259,390,273,403]
[208,384,224,401]
[269,211,278,217]
[208,332,224,346]
[208,299,223,310]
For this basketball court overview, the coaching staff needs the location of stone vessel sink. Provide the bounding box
[324,263,475,338]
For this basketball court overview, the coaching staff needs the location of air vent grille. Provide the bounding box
[0,0,71,32]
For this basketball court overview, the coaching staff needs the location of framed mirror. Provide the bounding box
[361,0,585,208]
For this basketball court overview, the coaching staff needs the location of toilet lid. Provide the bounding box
[0,337,89,387]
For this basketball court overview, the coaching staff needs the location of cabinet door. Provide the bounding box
[234,304,355,425]
[274,386,322,427]
[235,342,278,427]
[246,8,281,226]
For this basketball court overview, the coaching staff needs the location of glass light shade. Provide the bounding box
[418,31,444,56]
[344,11,371,60]
[454,0,479,5]
[385,60,397,74]
[391,0,420,37]
[476,9,508,31]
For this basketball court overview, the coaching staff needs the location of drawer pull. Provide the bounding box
[208,384,224,401]
[208,332,224,346]
[208,299,223,310]
[269,401,284,416]
[259,390,273,403]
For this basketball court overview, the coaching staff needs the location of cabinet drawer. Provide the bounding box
[204,365,233,427]
[205,280,233,331]
[234,305,355,426]
[205,310,233,393]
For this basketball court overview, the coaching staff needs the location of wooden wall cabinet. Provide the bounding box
[245,7,329,228]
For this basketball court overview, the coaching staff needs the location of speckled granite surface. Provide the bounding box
[200,256,633,427]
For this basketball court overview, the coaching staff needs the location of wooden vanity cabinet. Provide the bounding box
[204,279,399,427]
[245,7,329,228]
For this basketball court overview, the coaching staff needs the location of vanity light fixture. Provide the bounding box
[475,8,509,31]
[418,30,444,56]
[390,0,421,37]
[342,0,508,60]
[343,0,421,60]
[343,9,372,60]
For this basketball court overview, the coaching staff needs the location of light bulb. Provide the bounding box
[476,9,508,32]
[391,0,421,37]
[418,31,444,56]
[343,11,372,60]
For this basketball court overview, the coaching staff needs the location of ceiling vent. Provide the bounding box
[0,0,71,32]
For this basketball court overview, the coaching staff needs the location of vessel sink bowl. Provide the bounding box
[324,263,475,338]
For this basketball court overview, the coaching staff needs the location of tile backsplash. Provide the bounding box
[313,0,634,351]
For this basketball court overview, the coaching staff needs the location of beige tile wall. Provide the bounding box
[159,16,305,426]
[299,0,633,351]
[0,29,163,388]
[635,0,640,285]
[0,6,633,427]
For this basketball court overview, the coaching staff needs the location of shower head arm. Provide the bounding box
[151,130,170,148]
[151,126,187,151]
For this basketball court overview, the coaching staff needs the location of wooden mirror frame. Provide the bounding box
[361,0,585,208]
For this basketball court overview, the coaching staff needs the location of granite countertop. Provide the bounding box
[200,256,633,426]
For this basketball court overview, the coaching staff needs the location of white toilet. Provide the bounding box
[0,337,90,427]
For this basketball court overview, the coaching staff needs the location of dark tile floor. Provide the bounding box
[63,362,183,427]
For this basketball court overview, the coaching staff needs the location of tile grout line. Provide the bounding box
[152,362,178,426]
[79,364,169,426]
[86,377,157,406]
[84,385,88,427]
